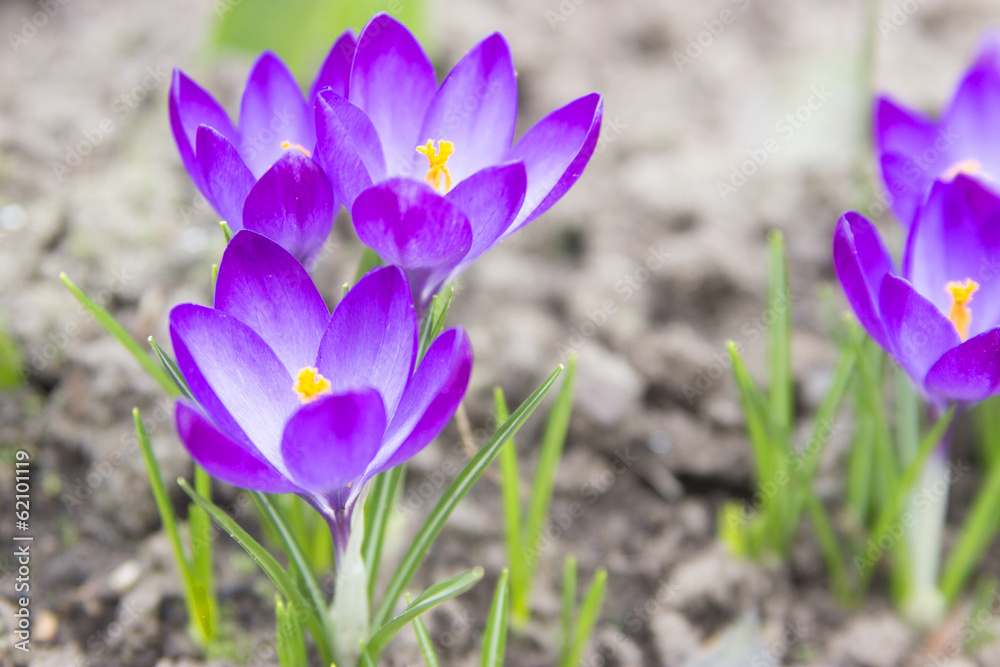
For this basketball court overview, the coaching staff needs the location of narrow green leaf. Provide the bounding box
[803,489,850,603]
[417,286,455,363]
[354,246,384,283]
[60,273,176,395]
[411,604,442,667]
[251,492,334,654]
[766,230,793,437]
[0,319,22,390]
[178,479,333,665]
[189,465,217,640]
[481,569,510,667]
[373,365,563,629]
[363,466,405,603]
[940,454,1000,604]
[523,356,577,575]
[559,555,577,665]
[359,644,377,667]
[367,567,484,658]
[562,568,607,667]
[220,221,234,242]
[495,387,528,626]
[148,336,192,399]
[276,597,307,667]
[859,408,955,594]
[134,410,206,643]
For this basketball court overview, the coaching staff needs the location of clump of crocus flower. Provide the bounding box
[171,230,472,555]
[875,32,1000,227]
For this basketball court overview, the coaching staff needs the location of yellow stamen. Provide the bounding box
[943,159,982,181]
[946,278,979,341]
[415,139,454,193]
[280,140,312,158]
[293,366,332,404]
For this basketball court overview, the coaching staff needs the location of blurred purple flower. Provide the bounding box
[169,32,358,266]
[170,230,472,553]
[875,32,1000,227]
[834,174,1000,407]
[314,13,603,308]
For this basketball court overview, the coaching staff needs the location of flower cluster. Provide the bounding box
[165,14,602,551]
[836,34,1000,408]
[170,13,602,307]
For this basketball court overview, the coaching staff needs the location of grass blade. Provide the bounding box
[276,597,307,667]
[148,335,191,399]
[178,479,333,664]
[367,567,484,658]
[411,606,441,667]
[766,230,793,437]
[373,365,563,629]
[561,567,607,667]
[523,356,577,579]
[134,409,209,642]
[363,466,405,603]
[940,455,1000,604]
[559,555,577,665]
[481,569,510,667]
[61,273,176,395]
[495,387,528,626]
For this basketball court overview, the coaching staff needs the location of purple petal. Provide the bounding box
[316,265,416,417]
[904,175,1000,336]
[169,68,238,197]
[372,328,473,474]
[445,161,527,274]
[506,93,603,232]
[170,303,297,469]
[309,30,357,106]
[352,179,473,304]
[416,33,518,183]
[942,33,1000,175]
[214,230,329,376]
[238,52,313,177]
[242,153,336,268]
[196,125,256,229]
[315,91,387,209]
[874,97,941,226]
[349,13,437,178]
[281,390,386,493]
[924,328,1000,402]
[832,212,894,349]
[176,400,299,493]
[879,275,960,385]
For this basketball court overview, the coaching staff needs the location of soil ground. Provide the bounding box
[3,0,1000,665]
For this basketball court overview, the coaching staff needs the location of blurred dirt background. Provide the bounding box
[3,0,1000,665]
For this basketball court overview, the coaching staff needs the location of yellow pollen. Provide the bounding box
[943,159,982,181]
[415,139,454,193]
[293,366,332,404]
[280,140,312,158]
[946,278,979,341]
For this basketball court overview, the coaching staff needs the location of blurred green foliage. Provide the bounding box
[0,318,22,390]
[213,0,428,80]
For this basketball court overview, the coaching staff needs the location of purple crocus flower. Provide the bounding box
[170,230,472,554]
[834,174,1000,407]
[875,32,1000,228]
[314,13,603,308]
[169,32,358,266]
